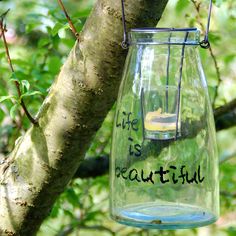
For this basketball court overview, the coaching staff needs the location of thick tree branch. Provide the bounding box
[0,0,169,235]
[74,156,109,178]
[214,98,236,131]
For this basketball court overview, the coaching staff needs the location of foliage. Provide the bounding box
[0,0,236,235]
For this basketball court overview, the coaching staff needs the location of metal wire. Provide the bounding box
[120,0,213,49]
[165,32,172,113]
[121,0,129,49]
[175,32,189,140]
[140,88,146,141]
[200,0,213,49]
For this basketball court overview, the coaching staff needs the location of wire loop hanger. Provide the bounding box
[121,0,129,49]
[120,0,213,49]
[199,0,213,49]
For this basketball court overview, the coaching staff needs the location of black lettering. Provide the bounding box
[115,110,139,132]
[128,137,134,156]
[129,146,134,156]
[186,171,198,184]
[129,169,141,182]
[141,169,154,184]
[131,119,139,131]
[178,165,186,184]
[134,144,142,157]
[126,112,132,130]
[170,166,178,184]
[128,138,141,157]
[122,111,127,129]
[155,167,169,184]
[121,111,133,130]
[115,165,204,185]
[121,167,128,179]
[198,165,205,183]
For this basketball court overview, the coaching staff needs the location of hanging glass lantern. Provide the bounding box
[109,27,219,229]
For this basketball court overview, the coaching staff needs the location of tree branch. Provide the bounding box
[214,98,236,131]
[74,156,109,178]
[209,46,222,107]
[0,11,38,125]
[57,0,80,40]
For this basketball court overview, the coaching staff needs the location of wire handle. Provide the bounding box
[120,0,213,49]
[199,0,212,49]
[121,0,129,49]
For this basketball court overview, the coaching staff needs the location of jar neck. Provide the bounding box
[129,28,200,46]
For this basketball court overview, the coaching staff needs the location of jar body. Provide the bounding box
[110,29,219,229]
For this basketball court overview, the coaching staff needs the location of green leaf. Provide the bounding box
[208,86,216,102]
[175,0,189,14]
[61,23,70,31]
[85,210,103,221]
[38,38,51,48]
[66,188,78,206]
[0,95,16,103]
[52,22,64,36]
[72,9,92,19]
[21,80,30,92]
[61,38,75,49]
[50,203,60,218]
[10,72,19,82]
[10,71,29,82]
[0,52,5,59]
[25,23,40,33]
[224,54,235,64]
[20,91,43,99]
[47,56,61,74]
[10,104,19,120]
[209,32,221,45]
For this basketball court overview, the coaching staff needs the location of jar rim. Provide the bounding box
[131,27,198,33]
[129,27,200,46]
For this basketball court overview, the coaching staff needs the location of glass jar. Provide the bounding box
[110,28,219,229]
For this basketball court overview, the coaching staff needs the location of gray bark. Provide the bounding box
[0,0,168,235]
[214,98,236,131]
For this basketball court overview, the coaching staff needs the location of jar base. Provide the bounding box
[112,203,218,229]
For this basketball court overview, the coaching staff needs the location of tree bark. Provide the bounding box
[214,98,236,131]
[0,0,168,235]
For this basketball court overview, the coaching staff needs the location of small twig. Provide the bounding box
[210,46,222,107]
[0,11,37,125]
[0,10,9,38]
[191,0,222,107]
[57,0,80,40]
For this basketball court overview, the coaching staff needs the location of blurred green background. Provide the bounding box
[0,0,236,235]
